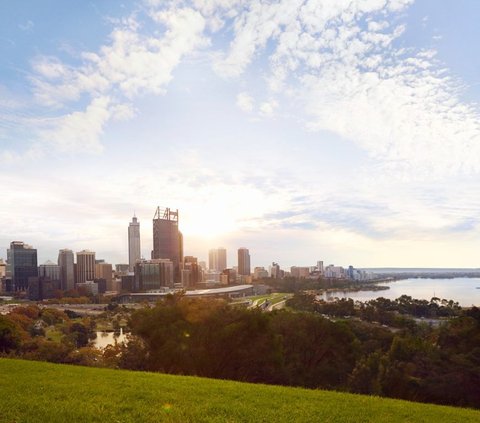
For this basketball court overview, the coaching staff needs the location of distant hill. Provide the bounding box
[0,358,479,422]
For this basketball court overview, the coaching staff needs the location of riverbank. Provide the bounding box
[315,277,480,307]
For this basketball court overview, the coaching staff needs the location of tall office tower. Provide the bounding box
[152,206,183,282]
[184,256,200,287]
[38,260,60,281]
[115,264,129,274]
[208,247,227,272]
[58,249,75,291]
[7,241,38,291]
[0,258,6,278]
[208,249,215,270]
[237,248,251,276]
[128,215,141,272]
[134,259,174,290]
[76,250,96,284]
[95,262,113,291]
[270,262,281,279]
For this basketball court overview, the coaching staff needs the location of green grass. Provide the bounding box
[0,358,479,422]
[269,294,293,305]
[44,326,64,342]
[243,293,291,308]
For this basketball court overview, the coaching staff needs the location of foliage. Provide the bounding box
[1,295,480,409]
[119,296,480,408]
[40,308,69,326]
[62,319,97,348]
[259,276,365,293]
[0,316,22,353]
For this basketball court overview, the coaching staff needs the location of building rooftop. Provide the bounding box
[126,284,254,298]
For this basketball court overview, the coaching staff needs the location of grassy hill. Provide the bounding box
[0,358,479,422]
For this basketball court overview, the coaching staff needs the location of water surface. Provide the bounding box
[93,328,128,349]
[318,278,480,307]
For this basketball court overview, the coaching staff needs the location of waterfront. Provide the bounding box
[318,278,480,307]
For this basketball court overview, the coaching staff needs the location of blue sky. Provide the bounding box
[1,0,480,269]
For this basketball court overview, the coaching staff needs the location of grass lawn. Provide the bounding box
[269,294,293,305]
[243,293,291,308]
[44,327,63,343]
[0,358,479,422]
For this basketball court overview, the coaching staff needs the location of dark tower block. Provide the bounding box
[152,207,183,283]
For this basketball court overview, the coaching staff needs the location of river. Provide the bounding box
[317,277,480,307]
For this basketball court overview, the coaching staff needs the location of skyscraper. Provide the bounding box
[0,258,6,279]
[38,260,60,281]
[128,215,141,272]
[237,247,251,276]
[58,249,75,291]
[76,250,96,284]
[270,262,281,279]
[208,247,227,272]
[7,241,38,291]
[183,256,200,287]
[134,259,174,290]
[95,262,113,291]
[152,206,183,282]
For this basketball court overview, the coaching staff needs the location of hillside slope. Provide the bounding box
[0,358,478,422]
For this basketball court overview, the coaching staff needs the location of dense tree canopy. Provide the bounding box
[1,297,479,409]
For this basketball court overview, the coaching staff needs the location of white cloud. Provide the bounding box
[209,0,480,178]
[26,5,208,153]
[18,20,34,31]
[236,92,254,112]
[4,0,480,267]
[39,11,203,102]
[38,96,112,153]
[259,100,278,117]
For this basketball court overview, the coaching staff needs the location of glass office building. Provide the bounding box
[7,241,38,291]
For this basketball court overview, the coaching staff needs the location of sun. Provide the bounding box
[180,205,237,239]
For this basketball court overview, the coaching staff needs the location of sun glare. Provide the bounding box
[181,205,237,239]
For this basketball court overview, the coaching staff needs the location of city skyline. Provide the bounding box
[2,1,480,267]
[0,211,373,273]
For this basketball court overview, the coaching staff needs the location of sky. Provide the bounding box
[1,0,480,269]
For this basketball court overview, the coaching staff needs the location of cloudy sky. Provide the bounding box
[1,0,480,269]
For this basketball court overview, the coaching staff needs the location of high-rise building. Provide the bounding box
[27,277,59,301]
[128,215,141,272]
[7,241,38,291]
[237,248,251,276]
[183,256,200,287]
[152,207,183,282]
[95,262,113,291]
[270,262,281,279]
[253,267,269,280]
[0,258,6,279]
[58,249,75,291]
[76,250,96,284]
[38,260,60,281]
[208,249,215,270]
[290,266,310,279]
[134,259,174,291]
[221,268,237,285]
[115,264,129,274]
[208,247,227,272]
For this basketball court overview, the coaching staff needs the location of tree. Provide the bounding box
[0,316,22,353]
